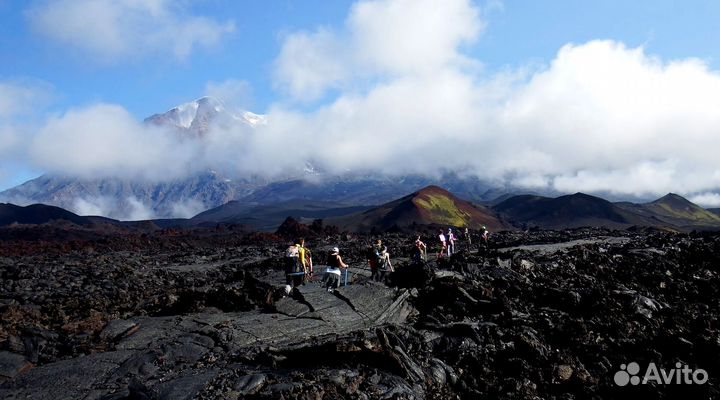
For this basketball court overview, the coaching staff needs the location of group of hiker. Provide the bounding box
[284,226,490,292]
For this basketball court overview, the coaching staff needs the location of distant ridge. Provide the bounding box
[4,190,720,233]
[493,193,638,229]
[495,192,720,231]
[0,203,91,227]
[616,193,720,229]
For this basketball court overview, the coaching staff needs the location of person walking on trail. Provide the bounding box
[464,227,471,247]
[447,228,456,256]
[323,247,348,292]
[437,230,447,260]
[370,239,392,282]
[284,241,303,288]
[413,235,426,264]
[297,238,313,283]
[481,226,489,247]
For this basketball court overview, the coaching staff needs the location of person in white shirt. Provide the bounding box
[323,247,348,292]
[437,230,447,260]
[447,228,456,256]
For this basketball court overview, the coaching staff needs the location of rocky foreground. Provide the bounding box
[0,226,719,399]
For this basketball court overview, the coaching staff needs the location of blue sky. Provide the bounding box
[2,0,720,204]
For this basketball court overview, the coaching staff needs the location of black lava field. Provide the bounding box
[1,226,719,399]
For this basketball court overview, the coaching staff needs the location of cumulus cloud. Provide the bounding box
[29,104,202,180]
[273,0,483,101]
[26,0,235,62]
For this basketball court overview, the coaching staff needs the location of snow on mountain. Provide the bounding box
[144,96,267,136]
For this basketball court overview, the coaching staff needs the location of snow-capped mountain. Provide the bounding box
[144,96,266,137]
[0,97,272,219]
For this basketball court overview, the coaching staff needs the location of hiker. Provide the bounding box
[370,239,392,281]
[323,247,348,292]
[464,227,471,247]
[437,230,447,260]
[284,241,303,288]
[412,235,426,264]
[296,238,312,282]
[481,226,489,247]
[447,228,456,256]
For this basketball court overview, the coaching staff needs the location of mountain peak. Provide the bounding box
[415,185,451,197]
[144,96,266,134]
[644,192,720,225]
[649,193,696,209]
[654,192,688,202]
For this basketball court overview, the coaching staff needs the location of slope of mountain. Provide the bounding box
[0,203,91,227]
[190,200,371,231]
[709,208,720,217]
[616,193,720,229]
[331,185,508,232]
[493,193,650,229]
[0,172,258,220]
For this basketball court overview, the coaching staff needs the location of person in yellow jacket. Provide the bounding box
[297,238,313,282]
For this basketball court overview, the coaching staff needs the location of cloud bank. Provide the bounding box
[6,0,720,206]
[26,0,235,62]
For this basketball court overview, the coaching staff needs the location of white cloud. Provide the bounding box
[72,197,111,217]
[348,0,482,75]
[690,193,720,208]
[26,0,235,62]
[126,196,155,220]
[29,104,201,180]
[273,28,349,102]
[273,0,483,101]
[170,198,206,218]
[72,195,156,220]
